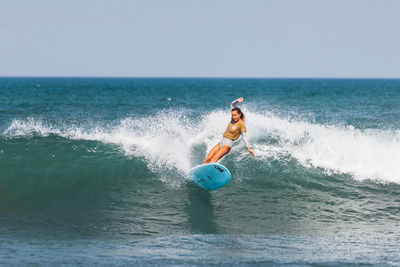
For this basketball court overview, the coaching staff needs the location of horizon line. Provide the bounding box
[1,75,400,80]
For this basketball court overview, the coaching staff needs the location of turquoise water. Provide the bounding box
[1,78,400,265]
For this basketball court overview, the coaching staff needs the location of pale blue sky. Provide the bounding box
[1,0,399,78]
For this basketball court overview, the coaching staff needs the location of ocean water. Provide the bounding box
[1,77,400,266]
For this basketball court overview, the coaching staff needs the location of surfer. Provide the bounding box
[203,97,255,164]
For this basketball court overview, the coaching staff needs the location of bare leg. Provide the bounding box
[203,143,221,164]
[210,145,231,163]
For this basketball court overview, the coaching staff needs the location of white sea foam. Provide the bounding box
[4,109,400,184]
[246,111,400,183]
[4,118,61,137]
[3,110,228,173]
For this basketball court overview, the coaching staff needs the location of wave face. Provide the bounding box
[1,78,400,242]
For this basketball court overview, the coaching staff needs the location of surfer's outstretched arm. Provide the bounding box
[242,132,255,157]
[242,132,250,148]
[230,97,243,109]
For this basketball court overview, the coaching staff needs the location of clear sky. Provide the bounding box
[1,0,399,78]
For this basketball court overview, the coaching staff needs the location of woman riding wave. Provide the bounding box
[203,97,255,164]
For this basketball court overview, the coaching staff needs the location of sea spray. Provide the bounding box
[4,108,400,184]
[246,111,400,183]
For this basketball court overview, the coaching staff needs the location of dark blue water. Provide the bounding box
[1,78,400,266]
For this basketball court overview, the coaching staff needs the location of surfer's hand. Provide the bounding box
[248,147,255,157]
[238,97,244,103]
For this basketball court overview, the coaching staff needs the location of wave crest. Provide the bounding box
[3,109,400,183]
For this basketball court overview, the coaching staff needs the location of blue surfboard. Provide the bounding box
[188,163,231,191]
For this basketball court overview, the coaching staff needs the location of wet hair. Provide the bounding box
[231,107,245,122]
